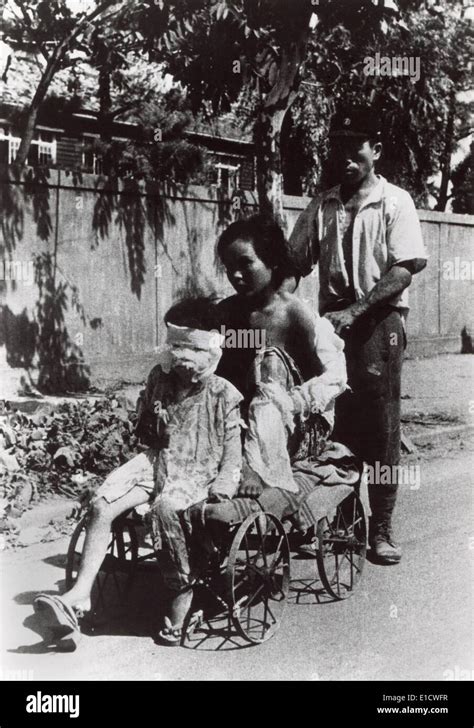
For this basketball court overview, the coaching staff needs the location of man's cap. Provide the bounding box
[329,107,382,140]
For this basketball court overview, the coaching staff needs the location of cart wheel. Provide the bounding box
[65,513,138,616]
[316,491,366,600]
[226,511,290,644]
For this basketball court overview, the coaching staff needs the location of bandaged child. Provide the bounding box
[34,298,242,647]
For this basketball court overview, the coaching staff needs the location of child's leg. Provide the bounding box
[153,494,196,630]
[168,588,193,627]
[61,451,156,612]
[62,485,149,612]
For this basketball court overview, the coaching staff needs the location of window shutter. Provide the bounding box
[0,138,8,164]
[239,157,255,191]
[56,137,82,170]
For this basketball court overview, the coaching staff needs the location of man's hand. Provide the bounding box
[324,264,415,336]
[324,304,362,336]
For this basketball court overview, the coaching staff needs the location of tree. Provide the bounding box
[85,15,162,143]
[90,88,204,183]
[451,140,474,214]
[131,0,401,224]
[4,1,203,183]
[289,0,473,208]
[5,0,124,169]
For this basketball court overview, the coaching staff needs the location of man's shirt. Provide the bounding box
[287,175,427,313]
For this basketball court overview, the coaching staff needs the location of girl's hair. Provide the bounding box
[216,214,293,277]
[164,297,220,332]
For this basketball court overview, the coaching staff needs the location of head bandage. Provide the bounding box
[156,323,224,382]
[166,323,224,349]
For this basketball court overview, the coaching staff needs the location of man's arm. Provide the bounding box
[325,261,424,335]
[327,188,427,335]
[279,197,321,293]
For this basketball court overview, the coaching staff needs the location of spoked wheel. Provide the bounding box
[226,511,290,644]
[316,491,366,600]
[65,513,138,617]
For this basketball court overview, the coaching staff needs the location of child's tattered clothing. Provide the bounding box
[139,369,242,590]
[93,448,158,504]
[94,366,242,592]
[95,368,242,508]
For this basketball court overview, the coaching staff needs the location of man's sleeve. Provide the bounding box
[387,191,428,273]
[286,197,321,277]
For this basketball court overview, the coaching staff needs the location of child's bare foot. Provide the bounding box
[60,591,92,616]
[238,463,264,497]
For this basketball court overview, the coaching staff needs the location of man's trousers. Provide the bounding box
[332,306,405,529]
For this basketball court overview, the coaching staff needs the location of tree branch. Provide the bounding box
[13,0,122,168]
[264,22,312,109]
[56,0,120,60]
[106,100,141,120]
[14,0,50,61]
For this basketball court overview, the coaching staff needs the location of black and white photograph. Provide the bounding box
[0,0,472,712]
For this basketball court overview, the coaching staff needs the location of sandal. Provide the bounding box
[294,540,318,559]
[33,594,81,644]
[157,610,203,647]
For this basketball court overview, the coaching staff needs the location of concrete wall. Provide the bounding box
[1,167,473,392]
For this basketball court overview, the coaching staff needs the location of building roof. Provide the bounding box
[0,43,252,143]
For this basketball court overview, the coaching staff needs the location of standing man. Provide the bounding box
[286,106,427,564]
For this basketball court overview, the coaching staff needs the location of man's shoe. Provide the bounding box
[369,524,402,565]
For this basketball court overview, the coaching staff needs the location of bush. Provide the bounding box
[0,396,140,505]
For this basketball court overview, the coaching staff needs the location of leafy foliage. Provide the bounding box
[291,0,473,206]
[89,89,205,183]
[4,1,207,183]
[450,141,474,214]
[4,0,124,167]
[0,396,140,507]
[130,0,401,215]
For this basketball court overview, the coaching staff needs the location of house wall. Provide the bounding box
[1,167,473,392]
